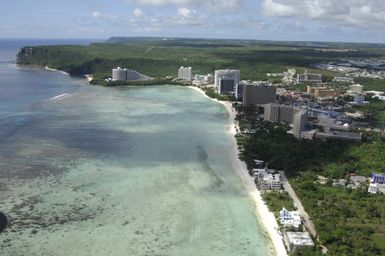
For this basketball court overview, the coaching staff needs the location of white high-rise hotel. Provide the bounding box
[178,66,192,81]
[214,69,240,95]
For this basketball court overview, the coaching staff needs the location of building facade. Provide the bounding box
[264,104,299,123]
[297,70,322,83]
[242,83,276,107]
[112,67,127,81]
[178,66,192,81]
[293,110,307,139]
[214,69,240,95]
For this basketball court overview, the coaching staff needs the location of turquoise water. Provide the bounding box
[0,62,273,255]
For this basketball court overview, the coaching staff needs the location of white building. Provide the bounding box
[178,66,192,81]
[284,231,314,252]
[348,84,364,95]
[112,67,127,81]
[366,90,385,101]
[258,170,282,190]
[297,70,322,83]
[214,69,240,95]
[333,77,354,83]
[280,208,302,229]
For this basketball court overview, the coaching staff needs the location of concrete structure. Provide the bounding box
[283,68,296,84]
[366,90,385,101]
[371,173,385,184]
[333,77,354,83]
[348,84,364,94]
[178,66,192,81]
[258,170,282,190]
[242,83,276,107]
[280,208,302,229]
[297,70,322,83]
[214,69,240,95]
[307,86,335,98]
[112,67,127,81]
[112,67,151,81]
[353,95,365,105]
[316,131,362,142]
[204,74,214,85]
[284,231,314,252]
[264,104,299,123]
[293,110,307,139]
[347,175,368,189]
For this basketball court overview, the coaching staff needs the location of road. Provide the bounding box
[279,171,317,238]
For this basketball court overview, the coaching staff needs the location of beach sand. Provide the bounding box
[188,86,288,256]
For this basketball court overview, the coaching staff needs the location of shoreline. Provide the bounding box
[44,66,69,76]
[188,86,288,256]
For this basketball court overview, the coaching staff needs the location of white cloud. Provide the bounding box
[177,7,194,18]
[261,0,296,17]
[133,8,144,18]
[127,0,193,6]
[260,0,385,29]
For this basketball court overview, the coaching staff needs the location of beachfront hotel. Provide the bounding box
[178,66,192,82]
[214,69,240,95]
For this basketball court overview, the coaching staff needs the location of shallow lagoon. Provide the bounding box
[0,65,273,255]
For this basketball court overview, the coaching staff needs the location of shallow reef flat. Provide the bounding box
[0,84,273,256]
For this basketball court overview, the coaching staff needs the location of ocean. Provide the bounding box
[0,39,273,256]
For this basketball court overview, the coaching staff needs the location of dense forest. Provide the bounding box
[15,38,385,91]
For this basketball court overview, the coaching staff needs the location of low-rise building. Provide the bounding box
[297,70,322,83]
[307,86,335,99]
[348,84,364,94]
[280,208,302,229]
[316,131,362,142]
[333,77,354,83]
[284,231,314,252]
[258,170,282,190]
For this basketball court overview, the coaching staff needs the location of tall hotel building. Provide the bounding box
[214,69,240,95]
[178,66,192,82]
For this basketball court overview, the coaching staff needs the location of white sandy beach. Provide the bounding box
[45,66,69,75]
[188,86,288,256]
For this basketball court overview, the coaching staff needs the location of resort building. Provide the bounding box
[112,67,151,81]
[242,83,276,107]
[112,67,127,81]
[264,104,299,123]
[178,66,192,81]
[333,76,354,83]
[348,84,364,95]
[297,70,322,83]
[280,208,302,229]
[214,69,240,95]
[307,86,335,99]
[353,95,365,105]
[258,170,282,191]
[293,110,307,139]
[284,231,314,252]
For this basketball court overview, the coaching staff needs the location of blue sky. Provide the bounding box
[1,0,385,43]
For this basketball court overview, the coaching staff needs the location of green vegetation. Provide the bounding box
[236,109,385,178]
[353,98,385,128]
[235,108,385,255]
[356,77,385,91]
[203,88,235,101]
[261,191,295,213]
[16,38,385,86]
[291,175,385,256]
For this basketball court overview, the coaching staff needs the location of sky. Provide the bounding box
[1,0,385,43]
